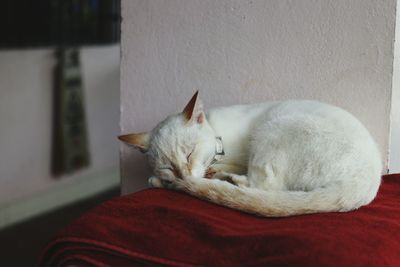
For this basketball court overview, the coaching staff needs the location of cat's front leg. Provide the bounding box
[218,172,249,187]
[205,168,249,188]
[206,163,246,177]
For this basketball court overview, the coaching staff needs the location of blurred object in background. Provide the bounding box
[0,0,120,48]
[0,1,121,265]
[52,48,90,176]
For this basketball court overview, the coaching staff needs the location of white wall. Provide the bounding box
[390,0,400,173]
[0,45,120,205]
[120,0,396,193]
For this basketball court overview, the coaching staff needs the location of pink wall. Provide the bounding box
[120,0,396,193]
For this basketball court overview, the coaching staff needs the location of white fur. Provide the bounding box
[143,98,382,217]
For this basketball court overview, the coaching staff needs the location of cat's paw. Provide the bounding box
[205,167,217,178]
[149,176,183,190]
[148,177,163,188]
[228,173,249,188]
[206,167,232,181]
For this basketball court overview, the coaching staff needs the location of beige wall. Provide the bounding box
[0,45,120,204]
[121,0,396,193]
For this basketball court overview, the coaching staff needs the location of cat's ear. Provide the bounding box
[118,132,149,153]
[182,90,205,124]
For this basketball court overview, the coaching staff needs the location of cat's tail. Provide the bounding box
[174,177,376,217]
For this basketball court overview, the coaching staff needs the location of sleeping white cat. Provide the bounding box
[119,92,382,217]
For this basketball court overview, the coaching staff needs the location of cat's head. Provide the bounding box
[119,91,216,180]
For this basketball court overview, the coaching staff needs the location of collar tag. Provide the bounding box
[211,136,225,165]
[215,136,225,156]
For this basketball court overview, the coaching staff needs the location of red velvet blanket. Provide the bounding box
[38,174,400,267]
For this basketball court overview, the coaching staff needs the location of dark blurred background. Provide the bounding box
[0,1,121,265]
[0,0,120,48]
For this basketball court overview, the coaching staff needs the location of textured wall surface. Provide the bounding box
[0,45,120,204]
[121,0,396,193]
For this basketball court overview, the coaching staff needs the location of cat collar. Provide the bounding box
[211,136,225,165]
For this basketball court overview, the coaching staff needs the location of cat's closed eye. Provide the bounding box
[186,147,195,162]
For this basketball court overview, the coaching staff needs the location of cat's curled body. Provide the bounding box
[119,92,382,217]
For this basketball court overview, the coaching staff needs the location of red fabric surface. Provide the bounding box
[38,174,400,267]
